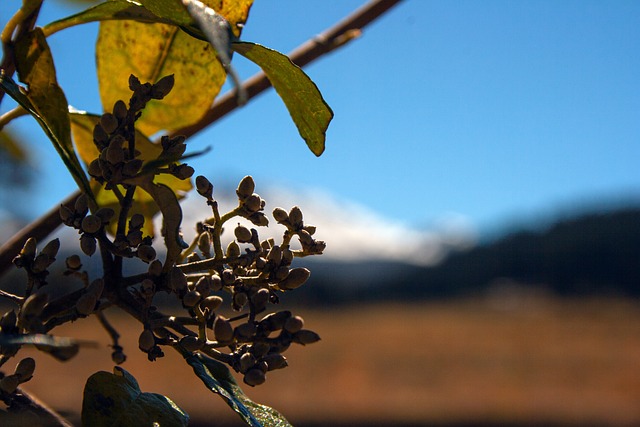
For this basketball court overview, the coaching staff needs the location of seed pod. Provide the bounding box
[182,290,201,308]
[213,316,234,343]
[236,176,255,200]
[75,293,97,316]
[284,315,304,333]
[239,352,256,373]
[80,234,97,256]
[279,268,310,290]
[226,241,240,259]
[200,295,223,312]
[262,353,288,371]
[180,335,203,352]
[243,368,266,387]
[81,215,102,234]
[195,175,213,199]
[288,206,303,228]
[137,244,156,263]
[293,330,321,345]
[272,207,289,223]
[138,330,155,352]
[14,357,35,382]
[234,225,252,243]
[0,374,19,394]
[100,113,119,134]
[244,194,262,212]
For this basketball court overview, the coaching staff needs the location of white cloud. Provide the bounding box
[178,184,476,266]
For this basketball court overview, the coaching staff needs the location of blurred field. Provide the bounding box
[14,297,640,426]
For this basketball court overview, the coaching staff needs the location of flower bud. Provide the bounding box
[41,238,60,259]
[200,295,223,312]
[284,315,304,333]
[288,206,303,229]
[80,234,97,256]
[75,293,97,316]
[244,194,262,212]
[272,207,289,223]
[197,232,211,255]
[180,335,203,352]
[148,260,163,277]
[151,74,175,99]
[21,293,48,319]
[112,350,127,365]
[19,237,37,259]
[278,268,310,290]
[129,214,145,230]
[74,194,89,216]
[182,290,201,308]
[0,374,19,394]
[100,113,119,134]
[113,100,128,120]
[81,215,102,234]
[293,330,321,345]
[213,316,234,343]
[262,353,288,371]
[234,225,252,243]
[14,357,35,382]
[243,368,265,386]
[168,267,187,292]
[137,244,156,263]
[93,123,109,147]
[259,311,291,332]
[251,288,270,311]
[138,330,155,352]
[65,255,82,270]
[95,208,115,224]
[233,292,248,310]
[239,352,256,373]
[236,176,255,200]
[59,204,75,223]
[234,322,256,340]
[195,175,213,199]
[226,241,240,259]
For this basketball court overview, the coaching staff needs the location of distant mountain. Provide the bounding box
[299,206,640,304]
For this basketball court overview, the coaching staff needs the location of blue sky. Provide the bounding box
[2,0,639,243]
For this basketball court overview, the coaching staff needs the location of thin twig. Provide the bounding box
[0,0,403,277]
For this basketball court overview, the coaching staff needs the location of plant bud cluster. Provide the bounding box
[159,175,325,385]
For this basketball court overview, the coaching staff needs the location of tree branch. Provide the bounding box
[0,0,403,278]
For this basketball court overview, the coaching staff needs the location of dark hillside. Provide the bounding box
[303,206,640,303]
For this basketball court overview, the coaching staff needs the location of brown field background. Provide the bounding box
[14,297,640,426]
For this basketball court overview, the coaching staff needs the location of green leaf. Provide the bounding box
[69,111,192,240]
[96,19,225,136]
[232,41,334,156]
[42,1,175,37]
[187,354,292,427]
[82,366,189,427]
[2,30,94,200]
